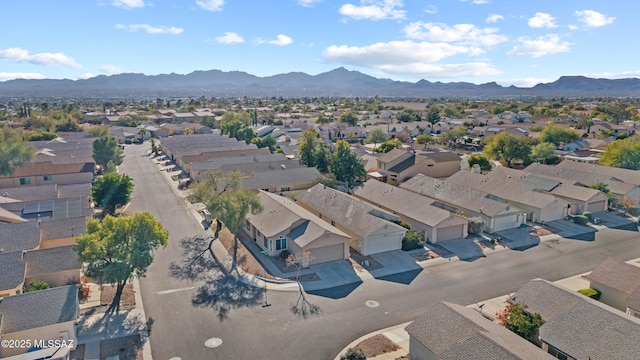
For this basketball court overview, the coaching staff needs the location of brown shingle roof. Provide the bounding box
[586,257,640,294]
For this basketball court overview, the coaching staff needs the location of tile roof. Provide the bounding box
[388,154,415,173]
[57,183,92,198]
[190,153,290,172]
[248,191,348,248]
[377,148,413,164]
[24,245,82,277]
[0,185,59,202]
[39,216,87,241]
[417,151,461,162]
[0,284,79,334]
[294,184,405,238]
[353,179,461,227]
[6,161,94,178]
[242,167,321,190]
[405,301,552,360]
[0,251,26,291]
[400,174,516,217]
[514,279,640,360]
[524,163,636,196]
[0,221,41,252]
[585,257,640,294]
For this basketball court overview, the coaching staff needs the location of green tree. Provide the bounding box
[338,111,358,126]
[415,133,434,149]
[75,212,168,313]
[91,173,134,215]
[539,126,579,146]
[252,135,277,152]
[396,108,421,122]
[440,126,469,146]
[150,137,160,157]
[530,142,557,164]
[27,131,58,141]
[587,181,610,194]
[426,107,441,124]
[188,170,263,269]
[25,280,50,292]
[340,347,366,360]
[365,128,389,150]
[313,141,330,173]
[86,125,110,137]
[483,132,533,167]
[298,130,320,167]
[600,136,640,170]
[235,126,257,143]
[92,136,124,167]
[104,160,118,174]
[496,300,544,343]
[374,139,402,153]
[220,119,244,139]
[0,127,34,176]
[329,140,366,191]
[468,154,491,172]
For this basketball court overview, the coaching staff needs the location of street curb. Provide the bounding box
[333,322,412,360]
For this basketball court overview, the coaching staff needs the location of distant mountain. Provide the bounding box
[1,68,640,98]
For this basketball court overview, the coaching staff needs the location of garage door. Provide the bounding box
[307,244,345,265]
[493,214,520,232]
[436,224,464,242]
[586,200,606,213]
[364,233,402,255]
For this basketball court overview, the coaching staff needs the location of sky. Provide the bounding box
[0,0,637,87]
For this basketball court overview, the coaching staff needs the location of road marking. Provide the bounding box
[157,286,195,295]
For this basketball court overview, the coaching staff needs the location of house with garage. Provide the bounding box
[0,161,94,189]
[405,301,553,360]
[373,148,461,184]
[585,257,640,317]
[400,174,526,233]
[448,170,570,223]
[354,179,468,244]
[295,184,407,256]
[514,278,640,360]
[0,285,79,358]
[245,191,350,267]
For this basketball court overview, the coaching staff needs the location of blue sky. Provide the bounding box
[0,0,636,87]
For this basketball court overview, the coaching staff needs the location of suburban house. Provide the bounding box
[0,221,42,253]
[295,184,407,256]
[585,257,640,318]
[0,251,26,297]
[405,301,553,360]
[0,161,94,189]
[244,191,350,267]
[189,153,292,182]
[514,278,640,360]
[354,179,468,244]
[448,170,570,223]
[400,174,526,233]
[110,126,140,143]
[496,166,610,214]
[0,285,79,358]
[373,148,461,184]
[241,167,321,193]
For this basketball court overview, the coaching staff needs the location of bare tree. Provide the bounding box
[286,253,321,319]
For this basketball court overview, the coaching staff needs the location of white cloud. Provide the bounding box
[424,5,437,14]
[568,24,579,30]
[460,0,489,4]
[215,32,244,44]
[196,0,224,12]
[99,64,124,74]
[528,12,557,28]
[575,10,615,28]
[496,77,555,87]
[112,0,145,9]
[587,70,640,79]
[297,0,322,7]
[507,34,571,57]
[339,0,406,21]
[77,73,96,80]
[269,34,293,46]
[486,14,503,23]
[0,72,46,81]
[404,22,508,47]
[116,24,184,34]
[0,47,81,68]
[323,40,474,66]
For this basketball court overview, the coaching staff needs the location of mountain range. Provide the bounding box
[2,67,640,98]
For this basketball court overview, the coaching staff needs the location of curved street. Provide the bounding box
[121,142,640,360]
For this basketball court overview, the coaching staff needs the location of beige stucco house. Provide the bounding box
[586,257,640,318]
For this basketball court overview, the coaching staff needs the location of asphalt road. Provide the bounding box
[120,142,640,360]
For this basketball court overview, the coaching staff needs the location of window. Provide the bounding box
[245,220,251,231]
[331,220,335,226]
[276,236,287,251]
[19,177,30,185]
[280,186,290,192]
[43,175,53,181]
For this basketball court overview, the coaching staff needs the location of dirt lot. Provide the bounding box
[217,227,277,280]
[100,284,136,308]
[100,335,143,360]
[355,334,399,358]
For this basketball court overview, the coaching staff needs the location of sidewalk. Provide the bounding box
[333,270,600,360]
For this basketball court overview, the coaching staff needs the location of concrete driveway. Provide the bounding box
[436,238,485,261]
[369,250,423,284]
[495,228,540,250]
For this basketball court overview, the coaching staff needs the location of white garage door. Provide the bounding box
[364,233,402,255]
[307,244,345,265]
[586,200,606,213]
[436,224,464,242]
[493,215,520,232]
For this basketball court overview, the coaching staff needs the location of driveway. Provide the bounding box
[435,238,485,261]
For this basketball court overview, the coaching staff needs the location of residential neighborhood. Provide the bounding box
[1,95,640,360]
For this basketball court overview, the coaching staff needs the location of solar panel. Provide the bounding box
[22,201,55,215]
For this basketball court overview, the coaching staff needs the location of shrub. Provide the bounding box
[26,280,50,292]
[578,288,601,300]
[573,215,589,225]
[341,348,366,360]
[582,211,593,221]
[395,220,411,230]
[279,250,291,261]
[402,230,424,251]
[468,217,485,235]
[78,277,91,300]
